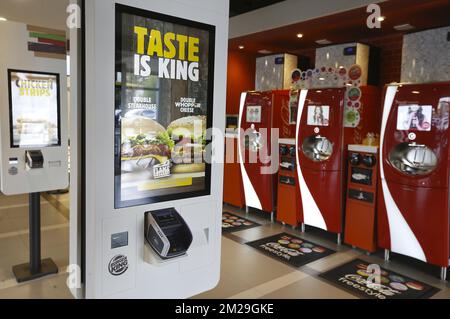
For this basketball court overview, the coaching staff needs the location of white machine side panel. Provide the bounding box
[379,85,426,262]
[296,89,327,231]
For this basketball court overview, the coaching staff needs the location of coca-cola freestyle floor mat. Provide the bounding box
[319,259,440,299]
[222,212,261,233]
[246,233,335,268]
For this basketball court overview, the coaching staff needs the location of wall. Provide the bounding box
[363,33,403,86]
[226,50,256,114]
[315,43,369,86]
[314,35,404,87]
[255,53,297,91]
[228,32,405,100]
[401,26,450,83]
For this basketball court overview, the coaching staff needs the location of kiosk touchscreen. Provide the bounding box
[70,0,228,299]
[0,69,68,195]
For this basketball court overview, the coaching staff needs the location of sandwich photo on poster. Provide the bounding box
[114,4,215,208]
[8,70,60,148]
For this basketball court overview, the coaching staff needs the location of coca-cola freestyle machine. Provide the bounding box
[69,0,229,298]
[378,82,450,280]
[238,91,278,220]
[296,88,346,243]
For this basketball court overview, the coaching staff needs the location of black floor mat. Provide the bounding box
[222,211,261,233]
[246,232,335,268]
[320,259,440,299]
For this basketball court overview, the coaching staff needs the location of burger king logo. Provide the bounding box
[108,255,129,276]
[153,160,171,179]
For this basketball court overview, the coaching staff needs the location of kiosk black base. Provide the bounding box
[12,193,59,283]
[12,258,59,283]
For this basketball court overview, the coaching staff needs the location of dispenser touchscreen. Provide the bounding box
[397,105,432,131]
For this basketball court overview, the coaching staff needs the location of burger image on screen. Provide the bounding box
[121,116,174,175]
[168,115,206,174]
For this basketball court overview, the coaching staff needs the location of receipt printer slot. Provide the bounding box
[145,208,193,260]
[25,150,44,169]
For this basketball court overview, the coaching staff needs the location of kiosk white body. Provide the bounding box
[70,0,229,299]
[0,21,69,195]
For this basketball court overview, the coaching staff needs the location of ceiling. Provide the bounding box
[0,0,286,28]
[230,0,450,55]
[229,0,286,17]
[0,0,70,30]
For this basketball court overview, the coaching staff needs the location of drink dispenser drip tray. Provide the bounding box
[389,142,437,175]
[302,135,333,162]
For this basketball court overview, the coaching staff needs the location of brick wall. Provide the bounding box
[363,33,403,86]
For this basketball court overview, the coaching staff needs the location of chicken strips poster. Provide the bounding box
[8,70,60,148]
[114,4,215,208]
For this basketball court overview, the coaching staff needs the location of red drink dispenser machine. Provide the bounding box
[296,88,346,242]
[378,82,450,280]
[238,91,278,220]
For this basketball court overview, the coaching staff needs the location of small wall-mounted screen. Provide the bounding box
[246,106,262,123]
[8,70,61,148]
[397,105,432,131]
[307,105,330,126]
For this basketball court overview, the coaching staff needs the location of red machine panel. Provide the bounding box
[344,86,381,147]
[272,90,297,139]
[277,141,302,227]
[378,82,450,269]
[344,146,379,253]
[223,134,245,208]
[296,88,346,235]
[238,91,277,213]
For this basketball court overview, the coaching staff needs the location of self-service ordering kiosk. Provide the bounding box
[0,69,68,195]
[0,21,69,283]
[69,0,229,299]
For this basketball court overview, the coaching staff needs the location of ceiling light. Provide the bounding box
[394,23,415,31]
[412,91,420,94]
[297,33,303,38]
[377,16,386,22]
[316,39,332,45]
[0,17,7,22]
[238,45,244,50]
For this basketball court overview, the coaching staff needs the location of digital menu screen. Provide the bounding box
[114,4,215,208]
[307,105,330,126]
[397,105,432,131]
[8,70,61,148]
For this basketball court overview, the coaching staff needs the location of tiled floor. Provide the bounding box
[195,204,450,299]
[0,193,72,298]
[0,196,449,299]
